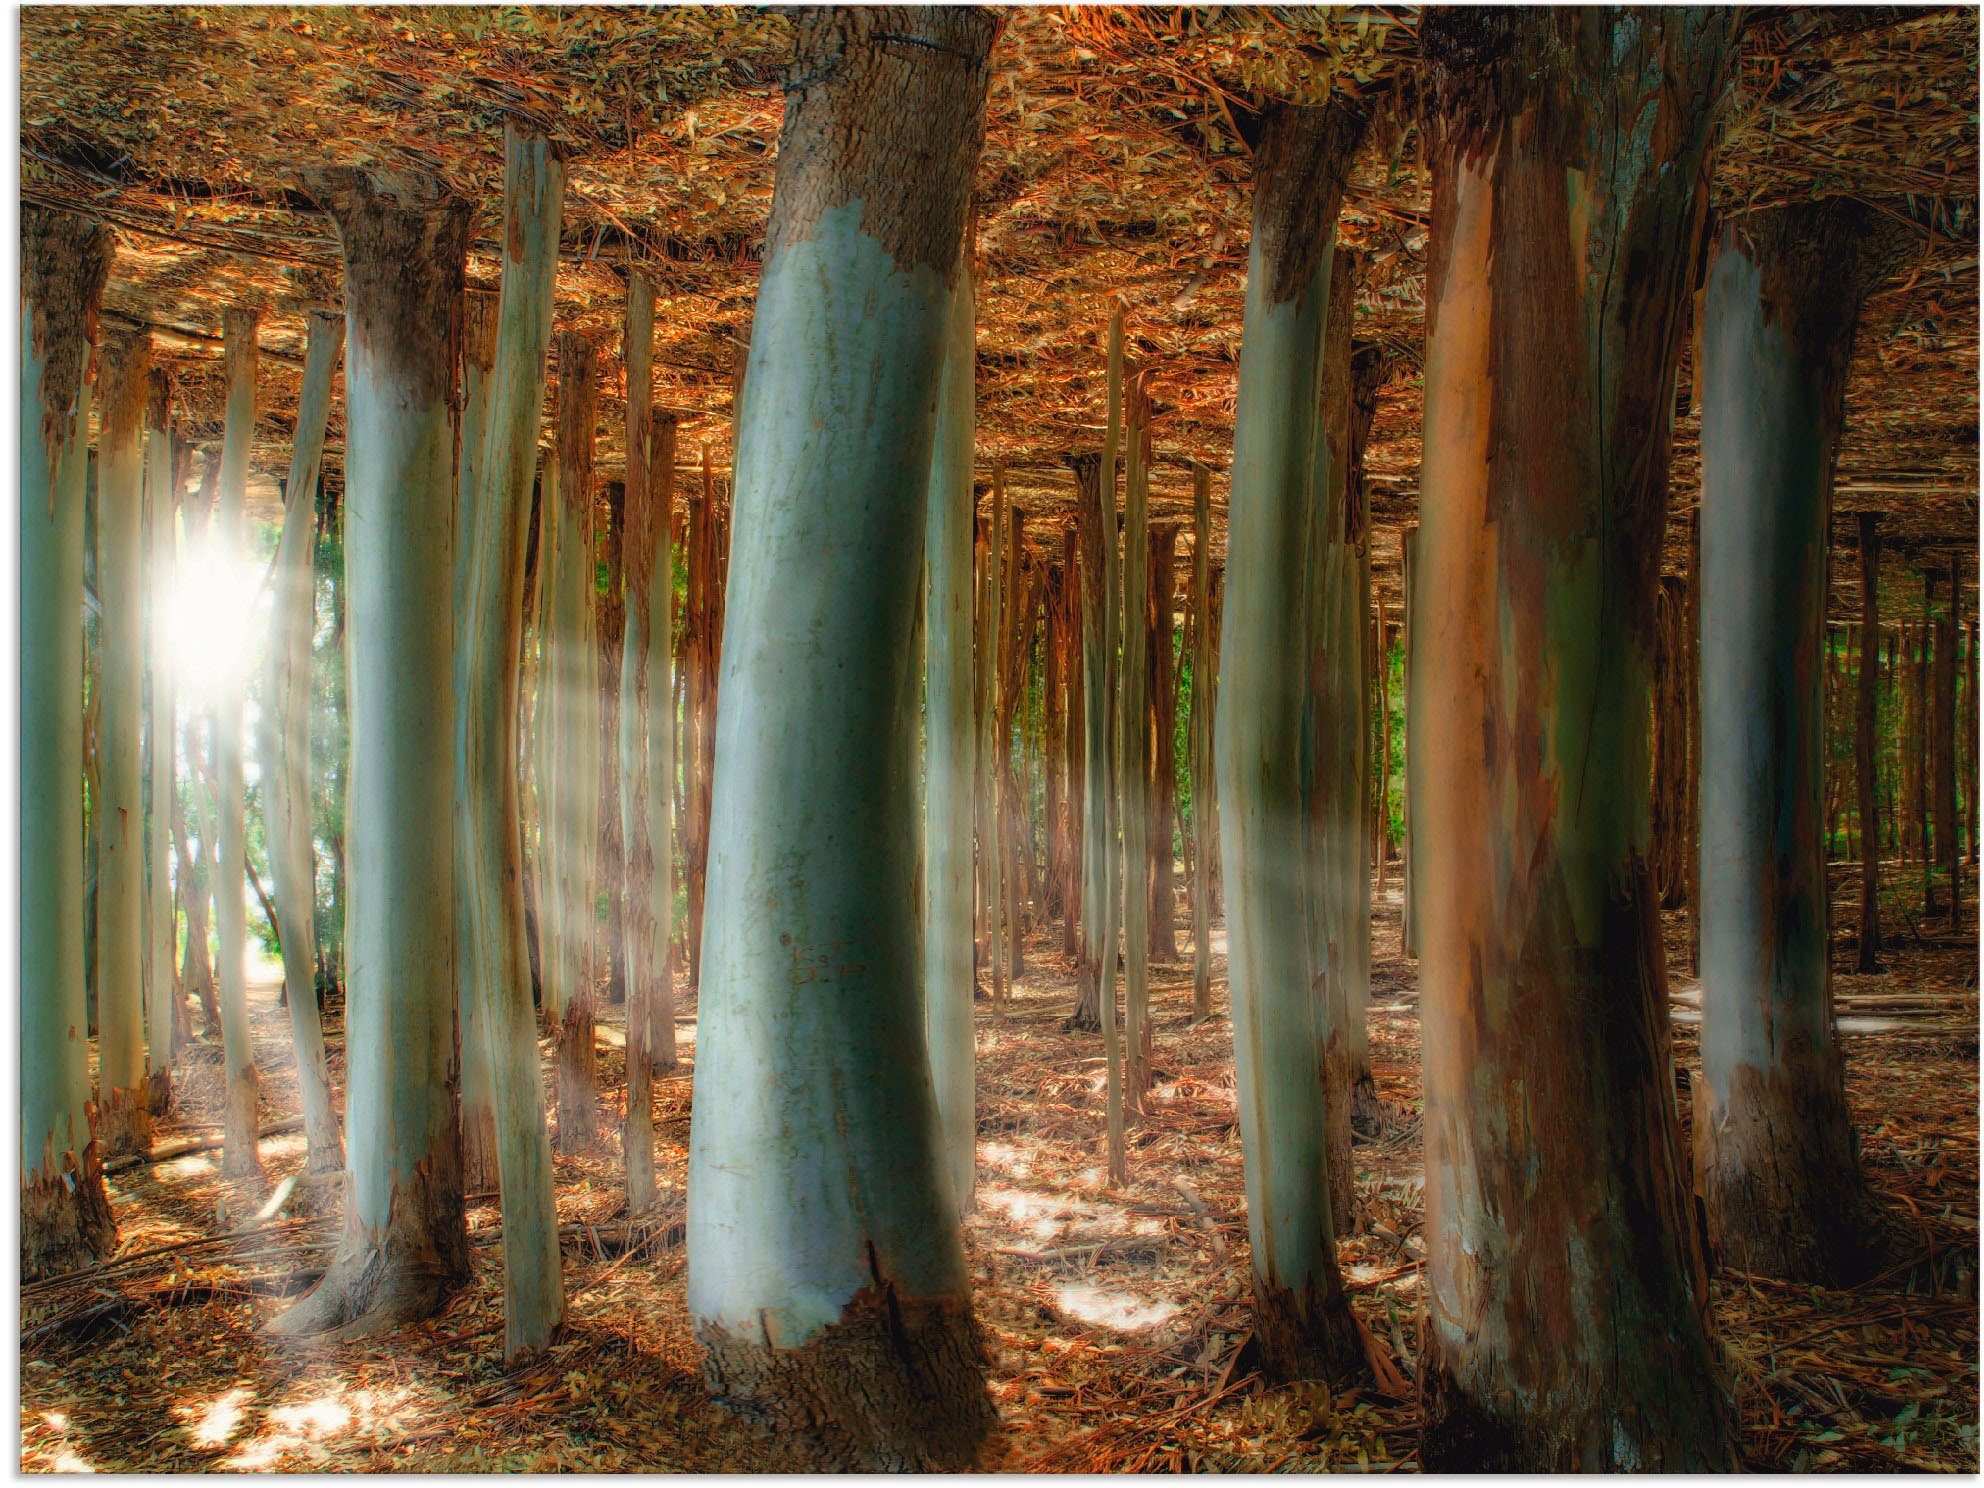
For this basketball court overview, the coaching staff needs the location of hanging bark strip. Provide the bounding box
[1415,13,1739,1469]
[260,308,345,1176]
[1856,513,1884,968]
[21,207,118,1279]
[143,370,181,1111]
[1216,97,1367,1385]
[1189,463,1213,1020]
[94,328,154,1158]
[275,169,472,1338]
[924,233,977,1213]
[623,283,674,1216]
[461,125,567,1359]
[684,10,999,1468]
[1121,372,1152,1110]
[1147,521,1179,963]
[551,332,603,1153]
[214,306,264,1182]
[1698,201,1904,1289]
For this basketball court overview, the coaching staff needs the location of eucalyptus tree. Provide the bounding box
[623,302,678,1217]
[1413,10,1739,1469]
[1697,201,1905,1285]
[144,369,182,1107]
[214,307,264,1180]
[925,240,978,1211]
[685,7,999,1467]
[1188,462,1213,1020]
[259,308,345,1176]
[1120,381,1151,1107]
[274,169,472,1338]
[460,124,566,1355]
[548,332,602,1151]
[1215,97,1365,1384]
[21,207,118,1278]
[94,327,155,1156]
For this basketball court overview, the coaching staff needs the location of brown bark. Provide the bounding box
[1934,566,1960,926]
[1923,573,1942,913]
[1066,453,1103,1031]
[1147,523,1179,961]
[1058,523,1084,959]
[598,479,627,1007]
[556,332,600,1151]
[1415,10,1738,1470]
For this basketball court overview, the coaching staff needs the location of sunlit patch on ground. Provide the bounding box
[1052,1282,1182,1333]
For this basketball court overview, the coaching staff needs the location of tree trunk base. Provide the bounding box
[22,1151,117,1282]
[1419,1350,1737,1472]
[269,1188,468,1342]
[222,1066,264,1180]
[698,1290,996,1470]
[1349,1075,1387,1140]
[1064,974,1100,1032]
[100,1086,153,1159]
[1249,1277,1362,1386]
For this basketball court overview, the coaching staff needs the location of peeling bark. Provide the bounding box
[1415,11,1739,1469]
[684,8,998,1465]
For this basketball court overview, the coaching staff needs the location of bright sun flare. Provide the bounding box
[162,532,262,703]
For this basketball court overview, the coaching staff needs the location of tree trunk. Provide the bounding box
[1856,514,1883,968]
[685,10,997,1467]
[1121,380,1151,1109]
[1399,523,1418,960]
[597,478,628,1012]
[1921,575,1938,910]
[144,372,182,1111]
[984,468,1005,1001]
[1001,499,1031,985]
[459,126,567,1358]
[1189,465,1214,1020]
[551,333,602,1152]
[1059,523,1085,961]
[1147,521,1179,964]
[260,308,345,1175]
[214,307,264,1181]
[94,328,154,1157]
[273,169,471,1339]
[925,237,977,1212]
[21,206,118,1278]
[1415,12,1738,1469]
[1216,99,1366,1384]
[1697,202,1901,1290]
[1308,246,1373,1189]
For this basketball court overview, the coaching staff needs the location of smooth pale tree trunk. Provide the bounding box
[685,9,997,1468]
[1697,203,1901,1288]
[144,374,181,1110]
[550,332,602,1152]
[261,309,345,1176]
[1856,512,1884,970]
[924,240,977,1213]
[273,169,471,1339]
[1415,12,1737,1469]
[1121,385,1151,1110]
[94,328,154,1157]
[456,294,500,1188]
[214,307,263,1181]
[461,125,566,1356]
[21,207,118,1278]
[1189,464,1214,1021]
[1306,250,1366,1229]
[1216,99,1365,1384]
[984,463,1005,1001]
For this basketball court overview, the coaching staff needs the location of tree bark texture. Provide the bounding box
[684,9,998,1468]
[261,309,345,1175]
[21,207,118,1278]
[273,170,472,1339]
[144,372,182,1110]
[1216,98,1366,1385]
[1121,379,1151,1109]
[1697,201,1901,1289]
[94,327,154,1157]
[1189,464,1214,1020]
[1415,12,1739,1469]
[461,125,567,1359]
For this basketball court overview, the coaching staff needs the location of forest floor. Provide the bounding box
[20,867,1980,1472]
